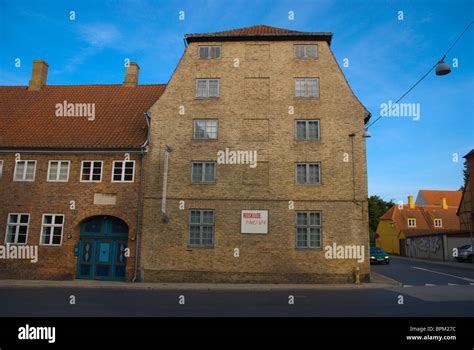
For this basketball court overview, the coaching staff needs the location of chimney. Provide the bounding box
[441,197,448,209]
[28,60,49,91]
[408,196,415,209]
[123,62,139,87]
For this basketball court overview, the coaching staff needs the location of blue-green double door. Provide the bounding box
[77,216,128,281]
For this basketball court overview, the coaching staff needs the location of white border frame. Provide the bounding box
[47,160,70,182]
[5,213,30,245]
[13,160,36,182]
[39,213,65,246]
[80,160,103,183]
[111,160,136,183]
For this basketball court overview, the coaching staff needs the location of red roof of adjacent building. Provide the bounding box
[185,25,333,44]
[380,204,461,236]
[415,190,462,207]
[0,84,166,150]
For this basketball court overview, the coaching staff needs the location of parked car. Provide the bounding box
[370,247,390,265]
[455,244,473,263]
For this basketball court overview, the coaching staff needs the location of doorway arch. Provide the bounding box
[76,216,128,281]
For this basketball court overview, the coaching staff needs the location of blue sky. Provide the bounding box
[1,0,473,202]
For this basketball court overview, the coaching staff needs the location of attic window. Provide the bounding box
[434,218,442,228]
[294,44,318,59]
[199,46,221,59]
[407,218,416,227]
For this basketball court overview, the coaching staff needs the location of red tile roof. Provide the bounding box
[416,190,462,207]
[379,204,461,236]
[0,84,166,150]
[185,25,332,44]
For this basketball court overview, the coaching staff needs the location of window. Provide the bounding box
[192,162,216,183]
[0,160,3,177]
[199,46,221,59]
[5,213,29,244]
[13,160,36,181]
[408,218,416,227]
[112,161,135,182]
[40,214,64,246]
[189,210,214,247]
[193,120,218,140]
[294,44,318,59]
[296,211,321,248]
[296,163,320,184]
[81,161,103,182]
[47,161,70,182]
[434,218,442,228]
[295,78,319,98]
[196,79,220,98]
[295,120,320,140]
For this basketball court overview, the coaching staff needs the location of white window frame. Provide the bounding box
[196,79,220,98]
[434,218,443,228]
[408,218,416,227]
[295,120,320,140]
[13,160,36,182]
[0,160,3,177]
[295,77,319,98]
[40,214,65,246]
[193,119,219,140]
[112,160,135,183]
[47,160,70,182]
[295,163,321,185]
[294,44,318,59]
[80,160,103,182]
[191,161,216,183]
[5,213,30,245]
[198,45,221,59]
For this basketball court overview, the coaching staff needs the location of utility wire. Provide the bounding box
[366,20,473,130]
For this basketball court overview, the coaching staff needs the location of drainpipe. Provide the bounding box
[132,112,151,283]
[132,148,145,283]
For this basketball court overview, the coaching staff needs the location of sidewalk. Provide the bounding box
[390,255,474,270]
[0,273,398,291]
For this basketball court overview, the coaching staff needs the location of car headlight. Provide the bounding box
[370,256,374,259]
[385,256,389,259]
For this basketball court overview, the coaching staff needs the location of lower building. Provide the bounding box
[0,60,165,281]
[376,192,464,260]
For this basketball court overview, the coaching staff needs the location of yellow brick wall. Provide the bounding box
[141,39,370,283]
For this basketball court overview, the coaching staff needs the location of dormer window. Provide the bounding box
[434,218,442,228]
[407,218,416,227]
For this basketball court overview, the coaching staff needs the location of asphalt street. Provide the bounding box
[0,257,473,317]
[371,256,474,287]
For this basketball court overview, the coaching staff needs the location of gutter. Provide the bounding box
[0,148,145,154]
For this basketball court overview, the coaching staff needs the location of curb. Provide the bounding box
[0,280,396,291]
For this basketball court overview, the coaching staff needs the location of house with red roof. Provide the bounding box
[376,190,470,261]
[0,60,165,281]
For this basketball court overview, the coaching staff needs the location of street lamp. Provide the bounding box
[435,57,451,76]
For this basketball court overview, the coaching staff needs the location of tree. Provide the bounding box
[368,195,394,244]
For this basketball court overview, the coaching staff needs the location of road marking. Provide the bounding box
[403,285,413,288]
[425,283,435,286]
[411,266,474,282]
[448,283,458,286]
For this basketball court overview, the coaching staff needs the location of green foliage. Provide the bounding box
[368,195,394,241]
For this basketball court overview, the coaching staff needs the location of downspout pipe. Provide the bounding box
[132,112,151,283]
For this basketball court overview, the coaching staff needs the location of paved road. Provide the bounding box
[0,256,473,317]
[371,256,474,287]
[0,286,472,317]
